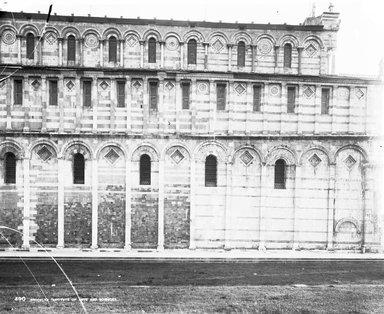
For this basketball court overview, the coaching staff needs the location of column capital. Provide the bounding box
[159,40,165,45]
[297,46,304,51]
[274,45,280,49]
[139,40,145,45]
[227,43,234,48]
[203,42,210,47]
[57,37,63,42]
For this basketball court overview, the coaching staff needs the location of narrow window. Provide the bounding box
[253,85,262,112]
[149,81,158,110]
[274,159,286,189]
[73,153,85,184]
[182,82,190,110]
[187,39,197,65]
[287,86,296,113]
[49,80,58,106]
[117,81,125,108]
[4,152,16,184]
[283,43,292,68]
[26,33,34,60]
[14,79,23,105]
[83,80,92,107]
[140,154,151,185]
[205,155,217,187]
[109,36,117,62]
[237,41,245,67]
[67,35,76,61]
[321,88,330,114]
[216,83,226,110]
[148,38,156,63]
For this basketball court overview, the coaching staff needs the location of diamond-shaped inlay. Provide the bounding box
[126,35,138,47]
[344,155,356,168]
[165,81,174,90]
[45,33,56,45]
[133,80,142,89]
[235,83,246,95]
[37,146,53,162]
[170,149,184,164]
[66,80,74,91]
[308,153,322,168]
[305,44,317,57]
[240,150,254,166]
[31,79,41,90]
[104,148,120,165]
[99,80,109,90]
[355,88,364,100]
[212,39,224,52]
[303,86,315,98]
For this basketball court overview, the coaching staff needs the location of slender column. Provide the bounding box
[189,158,196,249]
[175,78,181,133]
[143,77,149,134]
[326,163,336,249]
[22,158,30,249]
[38,36,43,65]
[224,160,233,250]
[139,40,144,68]
[319,47,325,75]
[331,85,338,134]
[120,39,124,67]
[126,76,132,133]
[245,82,252,135]
[274,45,280,71]
[179,42,184,69]
[262,83,269,134]
[331,49,336,74]
[57,157,65,248]
[41,75,47,132]
[251,44,257,72]
[297,47,303,75]
[258,163,267,250]
[75,77,81,132]
[58,75,64,132]
[361,162,371,252]
[314,85,321,134]
[280,82,287,134]
[99,39,104,67]
[17,35,22,64]
[203,43,209,70]
[23,77,30,132]
[297,84,303,134]
[0,35,2,64]
[91,158,98,249]
[6,77,12,130]
[209,79,215,134]
[58,37,63,66]
[157,159,165,251]
[110,79,116,133]
[293,165,301,249]
[227,44,233,71]
[160,41,165,68]
[227,81,233,134]
[92,78,98,133]
[158,78,164,132]
[191,78,197,134]
[79,38,84,67]
[124,158,132,250]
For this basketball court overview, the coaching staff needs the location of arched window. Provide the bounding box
[26,33,34,60]
[237,41,245,67]
[140,154,151,185]
[148,38,156,63]
[4,152,16,184]
[109,36,117,62]
[73,153,85,184]
[205,155,217,187]
[67,35,76,61]
[274,159,286,189]
[187,39,197,65]
[283,43,292,68]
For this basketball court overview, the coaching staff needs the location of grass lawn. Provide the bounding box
[0,260,383,313]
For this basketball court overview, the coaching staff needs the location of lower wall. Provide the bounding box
[0,189,23,247]
[34,192,58,247]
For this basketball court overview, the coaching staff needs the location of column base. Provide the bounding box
[258,242,267,252]
[21,244,30,251]
[292,243,300,251]
[157,245,164,252]
[91,245,98,250]
[124,244,132,251]
[56,245,64,249]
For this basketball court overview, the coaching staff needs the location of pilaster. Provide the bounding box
[224,160,233,250]
[157,159,165,251]
[326,163,336,250]
[91,158,98,249]
[227,44,233,71]
[189,158,196,249]
[22,158,30,249]
[124,158,132,250]
[57,157,65,248]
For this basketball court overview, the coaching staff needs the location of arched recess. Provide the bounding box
[97,143,126,248]
[164,32,182,68]
[301,35,323,74]
[123,30,141,67]
[193,141,228,248]
[163,144,192,248]
[334,145,368,250]
[29,141,59,246]
[298,147,331,248]
[208,32,229,71]
[255,34,276,66]
[130,144,160,249]
[0,140,24,247]
[61,141,93,248]
[231,146,263,248]
[334,218,362,249]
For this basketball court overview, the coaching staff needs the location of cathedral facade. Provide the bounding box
[0,7,382,251]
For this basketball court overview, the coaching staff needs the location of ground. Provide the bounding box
[0,259,383,313]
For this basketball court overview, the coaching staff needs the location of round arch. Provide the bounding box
[183,30,205,43]
[95,141,128,160]
[0,140,24,159]
[142,29,162,42]
[102,27,122,40]
[28,139,59,159]
[61,26,81,38]
[60,140,94,160]
[19,24,40,37]
[130,143,160,162]
[265,146,297,166]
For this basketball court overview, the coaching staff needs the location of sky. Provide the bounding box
[1,0,383,77]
